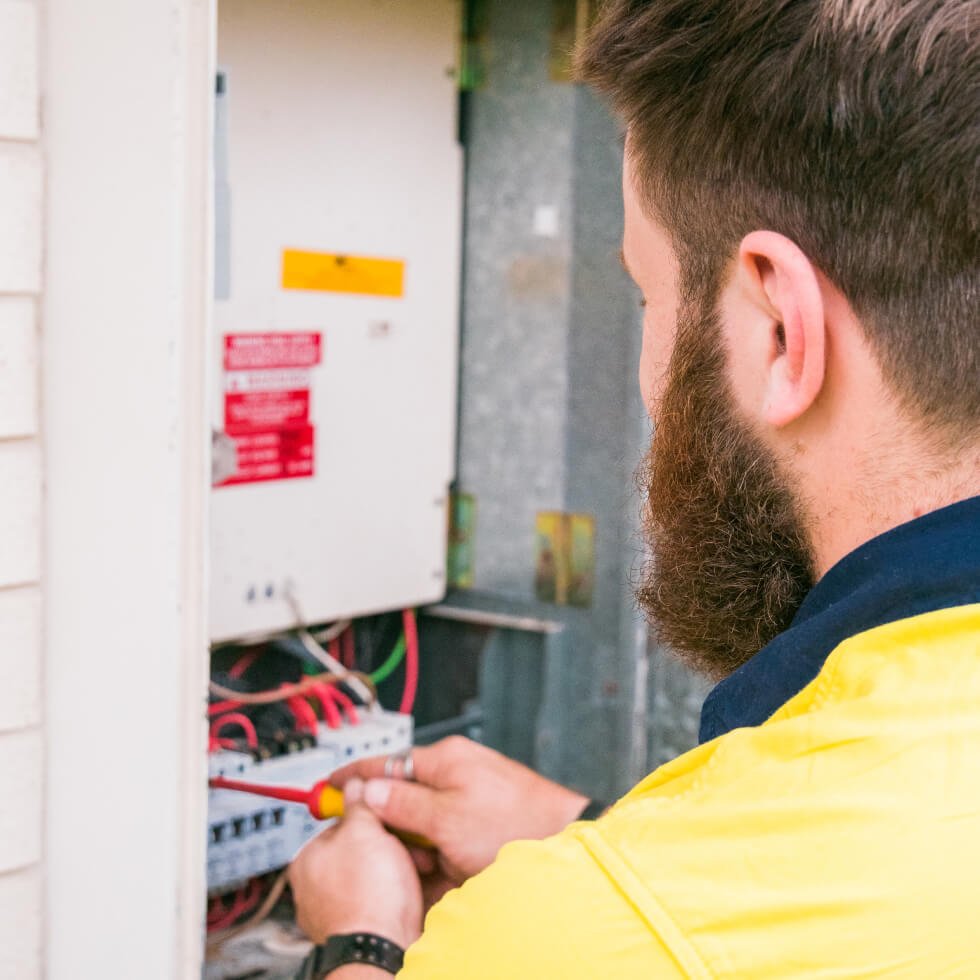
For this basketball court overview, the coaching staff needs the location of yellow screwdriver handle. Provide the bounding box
[313,783,346,819]
[313,781,434,849]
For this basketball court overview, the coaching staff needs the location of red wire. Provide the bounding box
[306,684,337,728]
[207,889,244,932]
[311,684,342,729]
[227,648,260,680]
[286,694,319,735]
[210,712,258,749]
[209,698,244,717]
[327,684,359,725]
[341,626,355,669]
[399,609,419,715]
[207,878,262,933]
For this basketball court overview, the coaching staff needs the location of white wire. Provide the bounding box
[296,627,374,704]
[296,627,344,674]
[310,618,351,644]
[282,588,374,704]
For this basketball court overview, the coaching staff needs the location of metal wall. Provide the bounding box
[454,0,708,800]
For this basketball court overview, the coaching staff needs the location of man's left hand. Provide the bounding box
[289,778,424,949]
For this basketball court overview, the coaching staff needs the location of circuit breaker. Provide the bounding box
[211,0,463,641]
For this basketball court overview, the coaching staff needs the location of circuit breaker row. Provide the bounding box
[207,709,412,892]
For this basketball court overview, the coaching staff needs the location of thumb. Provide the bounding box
[339,780,389,836]
[362,778,442,843]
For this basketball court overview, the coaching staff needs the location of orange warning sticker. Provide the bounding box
[281,249,405,298]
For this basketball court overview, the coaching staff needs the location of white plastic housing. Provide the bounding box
[211,0,463,641]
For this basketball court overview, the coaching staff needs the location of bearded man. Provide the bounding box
[289,0,980,975]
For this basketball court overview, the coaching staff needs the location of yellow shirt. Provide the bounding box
[402,605,980,977]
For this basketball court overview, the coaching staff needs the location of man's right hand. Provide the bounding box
[329,736,589,897]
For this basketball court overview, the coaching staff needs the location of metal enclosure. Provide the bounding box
[211,0,463,641]
[453,0,708,800]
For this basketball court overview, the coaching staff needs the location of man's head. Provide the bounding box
[580,0,980,678]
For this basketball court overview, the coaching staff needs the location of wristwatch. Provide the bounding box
[298,932,405,978]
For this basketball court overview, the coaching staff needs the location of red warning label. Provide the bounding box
[223,332,322,371]
[217,332,321,487]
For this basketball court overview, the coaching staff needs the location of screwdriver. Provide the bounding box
[209,776,433,848]
[210,775,345,820]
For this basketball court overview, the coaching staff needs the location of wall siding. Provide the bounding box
[0,2,43,977]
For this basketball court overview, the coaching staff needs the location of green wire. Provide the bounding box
[370,633,406,685]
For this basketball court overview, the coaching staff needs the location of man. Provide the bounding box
[289,0,980,975]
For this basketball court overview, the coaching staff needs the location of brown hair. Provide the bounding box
[579,0,979,437]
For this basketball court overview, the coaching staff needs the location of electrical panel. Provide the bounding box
[210,0,463,642]
[207,708,412,893]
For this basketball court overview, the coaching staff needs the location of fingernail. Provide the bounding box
[364,779,392,810]
[344,777,364,805]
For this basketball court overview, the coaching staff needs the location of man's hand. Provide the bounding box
[329,736,589,890]
[289,779,423,949]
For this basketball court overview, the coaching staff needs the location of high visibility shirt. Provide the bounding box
[401,497,980,977]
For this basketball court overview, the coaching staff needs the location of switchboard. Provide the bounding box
[211,0,463,641]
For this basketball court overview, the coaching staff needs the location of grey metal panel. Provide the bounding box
[457,0,575,597]
[455,0,710,801]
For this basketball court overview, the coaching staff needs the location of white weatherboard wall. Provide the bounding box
[0,1,43,976]
[44,1,212,978]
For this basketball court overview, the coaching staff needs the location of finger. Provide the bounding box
[330,755,391,787]
[361,777,442,843]
[344,777,365,806]
[330,742,451,790]
[341,797,389,835]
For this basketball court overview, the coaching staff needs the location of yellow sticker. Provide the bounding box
[534,511,595,608]
[281,249,405,298]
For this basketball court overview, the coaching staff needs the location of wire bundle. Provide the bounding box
[207,609,419,755]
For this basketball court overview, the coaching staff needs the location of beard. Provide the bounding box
[635,297,815,682]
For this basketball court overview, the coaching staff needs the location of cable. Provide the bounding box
[207,878,262,933]
[309,618,351,645]
[212,614,350,651]
[320,686,343,729]
[208,698,245,717]
[282,588,374,703]
[227,648,260,680]
[210,713,259,749]
[208,671,375,707]
[399,609,419,715]
[296,627,346,674]
[285,693,319,735]
[295,627,375,705]
[369,634,406,686]
[307,683,342,729]
[206,870,289,949]
[326,684,360,726]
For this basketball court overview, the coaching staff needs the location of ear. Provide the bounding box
[734,231,827,428]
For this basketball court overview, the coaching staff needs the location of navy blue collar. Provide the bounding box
[699,495,980,744]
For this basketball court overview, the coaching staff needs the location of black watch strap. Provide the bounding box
[307,932,405,978]
[577,798,609,821]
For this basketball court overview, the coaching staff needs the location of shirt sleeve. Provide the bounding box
[398,829,685,978]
